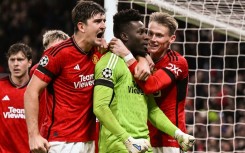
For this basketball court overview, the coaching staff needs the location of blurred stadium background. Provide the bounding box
[0,0,244,152]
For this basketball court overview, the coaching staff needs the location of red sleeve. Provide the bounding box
[33,69,52,83]
[128,61,138,75]
[128,60,175,95]
[131,53,188,94]
[34,46,65,82]
[165,57,188,80]
[30,64,38,77]
[135,68,174,94]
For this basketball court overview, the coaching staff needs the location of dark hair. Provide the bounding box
[72,1,105,32]
[113,9,147,57]
[6,43,32,60]
[113,9,142,38]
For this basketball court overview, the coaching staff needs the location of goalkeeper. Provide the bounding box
[93,9,195,153]
[110,11,194,153]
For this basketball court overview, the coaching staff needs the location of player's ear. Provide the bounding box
[28,59,32,68]
[120,32,128,42]
[169,35,176,43]
[77,22,85,33]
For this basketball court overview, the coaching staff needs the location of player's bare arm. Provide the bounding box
[24,75,50,153]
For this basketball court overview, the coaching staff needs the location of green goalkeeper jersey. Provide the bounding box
[93,52,177,153]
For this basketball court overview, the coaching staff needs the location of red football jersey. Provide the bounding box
[0,76,30,153]
[34,37,101,142]
[130,49,188,147]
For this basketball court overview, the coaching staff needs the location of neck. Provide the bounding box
[10,74,29,88]
[73,34,92,53]
[151,49,169,62]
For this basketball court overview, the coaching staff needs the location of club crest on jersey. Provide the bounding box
[92,54,100,64]
[102,68,112,79]
[39,55,49,67]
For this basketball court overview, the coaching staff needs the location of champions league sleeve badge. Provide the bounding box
[39,55,49,67]
[102,68,112,79]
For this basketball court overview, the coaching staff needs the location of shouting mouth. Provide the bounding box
[97,31,104,39]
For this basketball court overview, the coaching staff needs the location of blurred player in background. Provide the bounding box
[94,9,194,153]
[30,30,69,131]
[30,29,69,76]
[0,43,32,153]
[24,1,105,153]
[111,11,192,153]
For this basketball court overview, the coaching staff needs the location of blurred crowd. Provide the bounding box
[0,0,77,72]
[0,0,244,152]
[175,26,245,152]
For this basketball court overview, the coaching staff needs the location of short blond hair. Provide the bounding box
[149,12,178,36]
[42,30,69,49]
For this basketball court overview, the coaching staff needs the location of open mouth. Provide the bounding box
[97,32,104,39]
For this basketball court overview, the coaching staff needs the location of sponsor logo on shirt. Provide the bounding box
[3,107,25,119]
[128,81,144,95]
[74,74,94,88]
[2,95,10,101]
[165,63,182,76]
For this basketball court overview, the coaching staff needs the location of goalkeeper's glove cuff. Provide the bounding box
[174,129,185,139]
[174,129,196,151]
